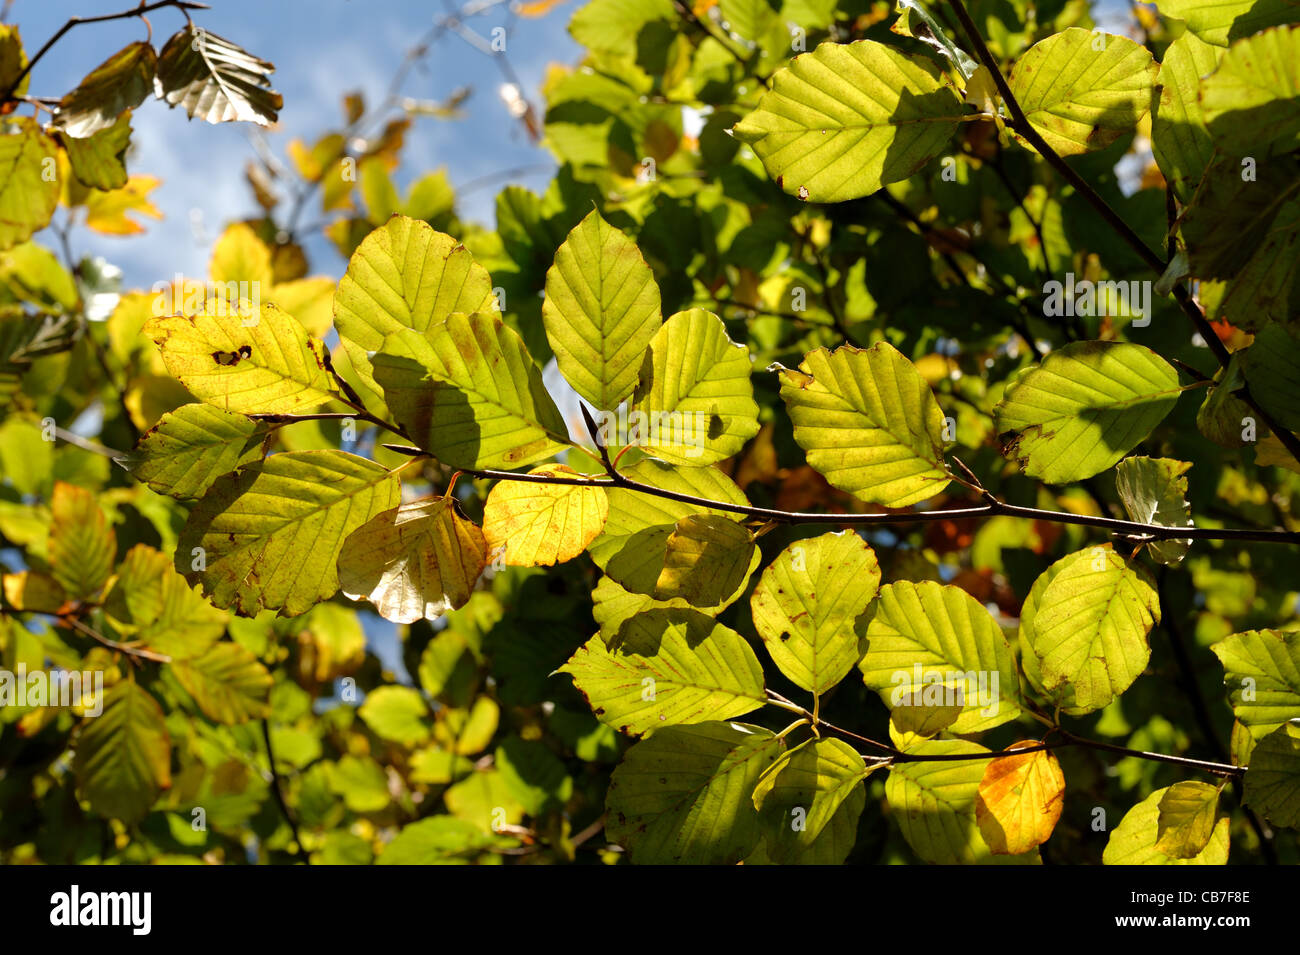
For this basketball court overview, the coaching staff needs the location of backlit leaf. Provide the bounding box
[732,40,965,202]
[53,41,156,137]
[154,27,282,126]
[1155,780,1222,858]
[1114,456,1194,565]
[74,681,171,823]
[994,341,1181,484]
[118,403,273,500]
[1210,629,1300,738]
[177,450,400,616]
[337,496,487,624]
[559,608,765,736]
[749,531,880,694]
[776,343,952,508]
[1244,723,1300,829]
[1007,29,1158,156]
[171,642,273,724]
[859,580,1021,733]
[541,209,662,410]
[482,464,608,566]
[1103,786,1230,863]
[975,743,1065,855]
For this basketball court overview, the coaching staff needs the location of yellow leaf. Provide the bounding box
[482,464,607,566]
[145,301,339,414]
[975,741,1065,854]
[515,0,567,16]
[49,481,116,601]
[2,570,67,613]
[83,174,163,235]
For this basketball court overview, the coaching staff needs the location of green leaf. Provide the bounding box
[102,544,227,659]
[606,721,784,864]
[752,737,875,864]
[994,341,1181,484]
[177,450,401,616]
[443,768,524,832]
[1114,456,1193,565]
[1151,32,1221,201]
[1244,723,1300,829]
[1020,545,1160,713]
[591,572,746,645]
[1103,786,1230,864]
[374,315,569,469]
[558,608,766,736]
[74,681,171,823]
[749,531,881,694]
[1203,24,1300,155]
[586,458,757,598]
[1155,780,1222,858]
[0,119,59,251]
[154,27,282,126]
[0,25,30,98]
[495,736,573,815]
[118,403,273,500]
[1210,629,1300,738]
[858,580,1021,732]
[886,738,1037,864]
[1241,324,1300,432]
[541,209,662,410]
[732,40,965,202]
[328,755,391,813]
[359,685,431,745]
[378,816,513,864]
[58,111,132,191]
[1007,29,1158,156]
[1153,0,1300,46]
[336,497,487,624]
[52,41,155,137]
[49,481,116,602]
[333,215,495,392]
[1179,155,1300,328]
[627,308,759,464]
[652,514,756,607]
[171,642,273,724]
[146,302,340,414]
[776,342,952,508]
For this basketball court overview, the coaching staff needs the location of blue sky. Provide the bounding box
[16,0,582,288]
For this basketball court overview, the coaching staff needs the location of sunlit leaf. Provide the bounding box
[337,496,487,624]
[749,531,880,694]
[859,580,1021,732]
[1211,629,1300,738]
[559,608,765,735]
[994,341,1181,484]
[375,315,569,469]
[53,41,156,137]
[118,403,273,500]
[541,209,662,410]
[146,301,339,414]
[975,743,1065,855]
[154,27,282,126]
[482,464,607,566]
[630,308,760,464]
[1155,780,1221,858]
[177,450,400,616]
[1244,723,1300,829]
[776,342,952,508]
[171,642,272,724]
[732,40,965,202]
[1103,786,1230,863]
[1006,29,1157,156]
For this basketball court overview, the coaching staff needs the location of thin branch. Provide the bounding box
[61,616,172,664]
[261,718,309,863]
[452,463,1300,544]
[1,0,210,102]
